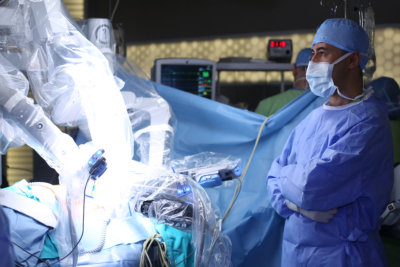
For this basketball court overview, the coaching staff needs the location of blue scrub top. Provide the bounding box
[267,93,394,266]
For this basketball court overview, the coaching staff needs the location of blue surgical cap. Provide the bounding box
[295,48,313,67]
[368,76,400,119]
[312,18,370,69]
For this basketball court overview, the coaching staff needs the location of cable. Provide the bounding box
[140,234,170,267]
[13,174,92,266]
[11,240,51,267]
[11,150,107,266]
[10,113,271,265]
[185,115,273,267]
[222,115,272,222]
[110,0,120,23]
[50,174,91,265]
[170,251,194,267]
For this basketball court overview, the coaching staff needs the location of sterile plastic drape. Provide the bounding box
[155,84,326,267]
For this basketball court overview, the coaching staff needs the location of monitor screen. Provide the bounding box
[153,58,216,99]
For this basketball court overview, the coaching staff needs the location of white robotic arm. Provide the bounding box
[0,54,82,173]
[24,0,134,163]
[122,91,174,167]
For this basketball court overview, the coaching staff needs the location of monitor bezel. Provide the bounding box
[154,58,217,100]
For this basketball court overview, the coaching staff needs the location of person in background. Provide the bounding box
[255,48,313,117]
[367,76,400,166]
[266,18,393,266]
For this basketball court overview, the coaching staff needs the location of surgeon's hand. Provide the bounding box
[285,199,337,223]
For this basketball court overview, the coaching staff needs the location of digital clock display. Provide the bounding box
[267,39,293,63]
[269,40,287,48]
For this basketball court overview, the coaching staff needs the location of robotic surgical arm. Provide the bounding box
[0,54,81,174]
[121,90,174,167]
[5,0,134,164]
[0,1,131,259]
[0,0,132,200]
[79,18,175,168]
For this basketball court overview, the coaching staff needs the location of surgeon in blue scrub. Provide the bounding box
[267,18,393,266]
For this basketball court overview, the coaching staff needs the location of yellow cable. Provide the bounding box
[140,234,170,267]
[140,114,272,266]
[222,115,272,222]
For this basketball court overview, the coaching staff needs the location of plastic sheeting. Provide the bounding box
[0,1,136,263]
[69,51,230,265]
[0,1,231,266]
[171,152,242,188]
[155,83,326,267]
[116,55,175,167]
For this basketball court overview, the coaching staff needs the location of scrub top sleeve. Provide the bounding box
[281,120,388,211]
[266,158,295,219]
[255,97,273,117]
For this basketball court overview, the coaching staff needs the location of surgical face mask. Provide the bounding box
[306,52,352,98]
